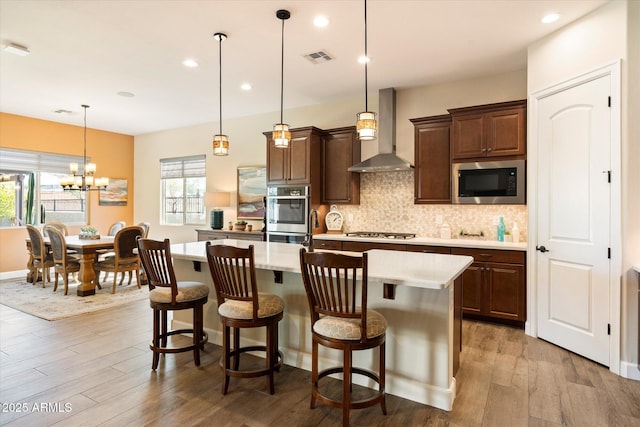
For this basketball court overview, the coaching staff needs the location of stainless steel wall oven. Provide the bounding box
[266,185,309,243]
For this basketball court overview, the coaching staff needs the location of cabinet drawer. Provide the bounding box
[314,239,342,250]
[406,245,451,254]
[342,241,406,252]
[451,247,524,264]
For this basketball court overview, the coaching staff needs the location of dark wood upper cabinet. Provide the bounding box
[264,126,323,186]
[449,99,526,161]
[321,126,360,204]
[410,114,452,204]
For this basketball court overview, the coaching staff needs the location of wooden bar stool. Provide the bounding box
[299,248,387,426]
[136,238,209,370]
[205,243,284,395]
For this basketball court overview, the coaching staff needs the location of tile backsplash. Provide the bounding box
[334,171,528,242]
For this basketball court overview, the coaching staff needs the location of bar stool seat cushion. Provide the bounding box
[314,309,387,340]
[218,293,284,319]
[149,281,209,303]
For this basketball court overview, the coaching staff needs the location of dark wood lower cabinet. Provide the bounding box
[313,239,526,328]
[452,248,526,326]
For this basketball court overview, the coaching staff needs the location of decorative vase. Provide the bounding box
[210,210,224,230]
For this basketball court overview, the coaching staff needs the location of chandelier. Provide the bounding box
[60,105,109,191]
[356,0,377,140]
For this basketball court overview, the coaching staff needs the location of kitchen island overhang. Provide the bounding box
[169,239,473,411]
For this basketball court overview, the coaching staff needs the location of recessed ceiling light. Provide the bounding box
[4,43,30,56]
[541,13,560,24]
[358,55,370,64]
[240,83,252,91]
[117,91,135,98]
[182,58,199,68]
[313,16,329,28]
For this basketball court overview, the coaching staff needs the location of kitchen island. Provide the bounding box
[170,239,472,411]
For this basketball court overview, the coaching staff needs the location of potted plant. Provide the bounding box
[234,220,247,231]
[80,226,100,240]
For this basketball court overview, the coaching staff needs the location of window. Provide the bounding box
[0,148,87,227]
[160,155,206,225]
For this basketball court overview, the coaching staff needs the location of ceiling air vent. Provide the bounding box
[53,109,73,114]
[303,50,334,64]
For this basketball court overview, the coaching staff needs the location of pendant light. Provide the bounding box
[356,0,377,140]
[273,9,291,148]
[212,32,229,156]
[60,105,109,191]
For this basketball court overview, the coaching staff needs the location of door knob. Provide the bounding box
[536,245,549,253]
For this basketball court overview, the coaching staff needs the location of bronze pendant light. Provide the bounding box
[273,9,291,148]
[356,0,377,140]
[212,32,229,156]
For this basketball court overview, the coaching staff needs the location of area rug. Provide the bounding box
[0,277,148,321]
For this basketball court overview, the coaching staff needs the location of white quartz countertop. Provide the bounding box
[314,233,527,251]
[170,239,473,290]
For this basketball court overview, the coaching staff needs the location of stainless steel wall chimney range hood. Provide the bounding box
[348,87,413,173]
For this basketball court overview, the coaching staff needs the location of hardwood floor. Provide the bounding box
[1,299,639,426]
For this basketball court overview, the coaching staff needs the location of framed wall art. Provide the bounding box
[99,178,128,206]
[237,166,266,219]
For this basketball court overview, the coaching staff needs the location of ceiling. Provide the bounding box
[0,0,609,136]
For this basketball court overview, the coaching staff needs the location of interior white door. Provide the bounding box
[536,74,611,366]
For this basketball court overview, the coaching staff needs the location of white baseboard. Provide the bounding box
[0,270,29,281]
[620,361,640,381]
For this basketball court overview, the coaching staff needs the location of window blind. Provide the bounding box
[160,155,206,179]
[0,148,85,174]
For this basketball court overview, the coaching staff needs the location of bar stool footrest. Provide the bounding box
[151,329,208,355]
[313,366,385,410]
[219,345,283,378]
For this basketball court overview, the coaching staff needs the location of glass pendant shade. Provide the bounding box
[213,134,229,156]
[273,123,291,148]
[356,111,377,140]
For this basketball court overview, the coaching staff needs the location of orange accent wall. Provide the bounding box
[0,113,134,274]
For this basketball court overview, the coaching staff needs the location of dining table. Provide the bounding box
[26,235,115,296]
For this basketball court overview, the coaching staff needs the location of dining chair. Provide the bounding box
[299,248,387,427]
[137,221,150,238]
[26,225,55,287]
[107,221,126,236]
[136,237,209,370]
[94,226,143,294]
[43,221,69,237]
[45,225,80,295]
[99,220,127,281]
[205,243,284,395]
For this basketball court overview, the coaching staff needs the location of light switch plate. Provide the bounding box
[436,214,443,225]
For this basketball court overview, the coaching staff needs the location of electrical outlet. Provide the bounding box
[435,214,443,225]
[493,216,500,225]
[347,214,354,222]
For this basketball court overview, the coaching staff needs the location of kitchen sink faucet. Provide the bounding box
[302,209,319,252]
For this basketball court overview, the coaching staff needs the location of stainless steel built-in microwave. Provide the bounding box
[452,160,525,204]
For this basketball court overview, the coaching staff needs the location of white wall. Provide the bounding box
[528,0,639,373]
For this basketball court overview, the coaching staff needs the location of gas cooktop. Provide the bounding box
[345,232,416,240]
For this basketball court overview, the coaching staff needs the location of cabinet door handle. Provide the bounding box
[479,253,492,258]
[486,147,492,152]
